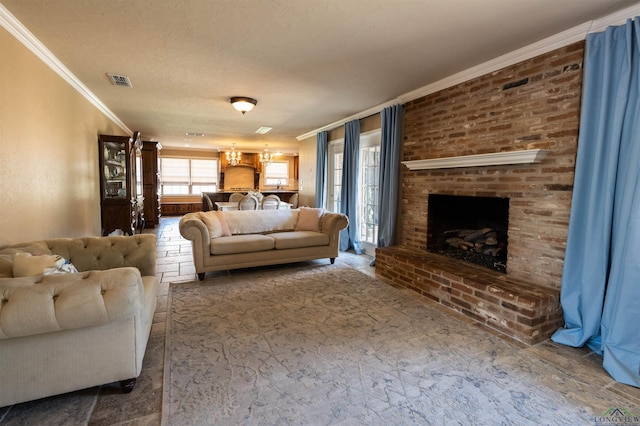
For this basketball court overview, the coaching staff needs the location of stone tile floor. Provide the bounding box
[0,216,639,425]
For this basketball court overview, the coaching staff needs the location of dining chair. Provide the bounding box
[203,193,214,211]
[238,194,259,210]
[262,194,281,210]
[288,193,299,209]
[229,192,245,203]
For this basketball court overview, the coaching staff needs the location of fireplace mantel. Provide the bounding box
[402,149,549,170]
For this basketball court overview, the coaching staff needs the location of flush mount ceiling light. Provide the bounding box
[229,97,257,114]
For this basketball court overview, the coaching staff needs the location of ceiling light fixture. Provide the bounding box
[226,143,242,166]
[229,97,257,114]
[256,126,272,134]
[260,144,273,166]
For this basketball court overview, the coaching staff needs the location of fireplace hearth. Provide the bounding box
[427,194,509,272]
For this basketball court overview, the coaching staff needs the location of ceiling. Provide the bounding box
[2,1,638,154]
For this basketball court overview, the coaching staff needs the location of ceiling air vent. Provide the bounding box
[107,73,133,88]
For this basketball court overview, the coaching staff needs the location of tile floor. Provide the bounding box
[0,216,376,425]
[1,216,639,425]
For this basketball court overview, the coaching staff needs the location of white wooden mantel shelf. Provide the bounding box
[402,149,550,170]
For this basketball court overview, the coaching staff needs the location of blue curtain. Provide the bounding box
[339,120,363,253]
[551,18,640,388]
[315,131,328,208]
[376,104,404,249]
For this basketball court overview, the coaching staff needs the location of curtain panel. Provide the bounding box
[339,120,363,253]
[315,131,328,209]
[376,104,404,249]
[551,18,640,387]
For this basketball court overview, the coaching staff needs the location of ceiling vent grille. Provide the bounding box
[107,73,133,88]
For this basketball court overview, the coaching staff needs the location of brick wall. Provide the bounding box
[399,41,584,290]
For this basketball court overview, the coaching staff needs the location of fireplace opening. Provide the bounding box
[427,194,509,273]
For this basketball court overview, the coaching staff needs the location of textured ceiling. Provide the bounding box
[2,0,638,153]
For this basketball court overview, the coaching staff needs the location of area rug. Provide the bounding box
[162,263,595,425]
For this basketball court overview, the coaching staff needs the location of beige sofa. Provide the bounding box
[179,208,349,280]
[0,234,158,407]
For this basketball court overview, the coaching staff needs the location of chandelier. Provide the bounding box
[260,145,273,166]
[226,143,242,166]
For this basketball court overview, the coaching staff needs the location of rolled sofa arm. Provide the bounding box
[321,212,349,248]
[0,267,143,339]
[179,213,210,274]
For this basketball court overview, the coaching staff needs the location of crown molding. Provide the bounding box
[0,3,131,135]
[298,2,640,141]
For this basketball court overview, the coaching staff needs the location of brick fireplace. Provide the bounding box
[376,41,584,345]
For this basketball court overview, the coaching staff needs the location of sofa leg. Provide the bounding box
[198,272,205,281]
[330,258,335,264]
[120,378,136,393]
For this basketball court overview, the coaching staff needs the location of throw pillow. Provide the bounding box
[215,211,232,236]
[295,207,324,232]
[199,211,223,238]
[13,252,78,277]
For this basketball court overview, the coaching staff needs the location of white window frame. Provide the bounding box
[327,141,343,213]
[326,130,381,256]
[263,161,289,187]
[160,157,218,195]
[357,130,381,255]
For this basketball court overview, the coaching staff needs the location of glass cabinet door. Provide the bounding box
[102,140,129,199]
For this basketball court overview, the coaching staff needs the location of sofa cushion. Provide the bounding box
[0,268,143,339]
[221,210,299,235]
[210,235,275,255]
[269,231,330,249]
[295,207,324,232]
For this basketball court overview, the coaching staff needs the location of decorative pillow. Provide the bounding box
[13,252,78,277]
[199,211,223,238]
[295,207,324,232]
[215,211,232,236]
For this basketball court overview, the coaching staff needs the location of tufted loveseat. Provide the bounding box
[0,234,158,407]
[179,208,349,280]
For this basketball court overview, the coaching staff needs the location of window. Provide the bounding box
[357,142,380,253]
[326,130,380,255]
[264,161,289,186]
[160,157,218,195]
[327,145,343,213]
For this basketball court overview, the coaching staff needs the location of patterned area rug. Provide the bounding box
[162,264,594,425]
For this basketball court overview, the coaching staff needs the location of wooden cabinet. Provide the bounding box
[161,202,201,216]
[141,142,161,227]
[220,152,258,170]
[99,134,144,235]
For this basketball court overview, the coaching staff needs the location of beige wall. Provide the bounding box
[298,136,317,207]
[0,28,126,246]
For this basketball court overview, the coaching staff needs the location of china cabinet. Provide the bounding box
[99,134,144,235]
